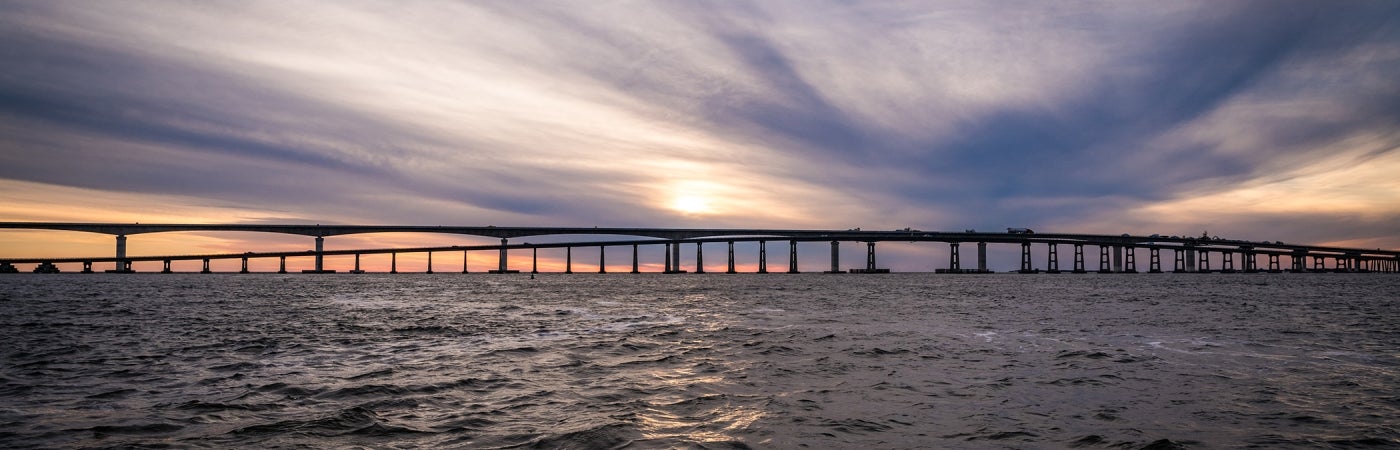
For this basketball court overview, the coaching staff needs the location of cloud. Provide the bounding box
[2,0,1399,267]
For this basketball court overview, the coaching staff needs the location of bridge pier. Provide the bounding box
[1222,251,1235,273]
[1149,248,1162,273]
[426,252,434,274]
[565,247,573,274]
[162,259,173,274]
[391,252,398,273]
[202,258,212,274]
[1113,246,1124,273]
[301,236,335,273]
[758,241,768,274]
[1268,254,1281,273]
[1098,246,1111,273]
[600,246,607,273]
[867,242,875,272]
[491,238,517,273]
[664,244,672,273]
[1124,246,1137,273]
[532,248,538,274]
[1185,247,1197,272]
[631,245,639,274]
[1073,244,1086,273]
[824,241,841,273]
[847,242,886,273]
[278,256,286,273]
[694,243,703,274]
[353,254,364,274]
[673,243,683,273]
[1046,243,1060,273]
[108,234,134,273]
[241,257,249,273]
[978,242,988,273]
[1314,255,1324,271]
[83,261,94,273]
[462,251,468,274]
[1198,250,1211,273]
[729,241,738,274]
[1244,249,1258,273]
[788,240,799,273]
[1019,242,1034,273]
[949,242,961,271]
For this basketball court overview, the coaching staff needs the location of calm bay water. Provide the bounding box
[1,273,1398,449]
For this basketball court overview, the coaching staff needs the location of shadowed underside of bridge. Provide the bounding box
[2,222,1397,274]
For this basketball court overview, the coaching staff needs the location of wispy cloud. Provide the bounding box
[2,0,1398,266]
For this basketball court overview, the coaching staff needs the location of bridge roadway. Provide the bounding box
[1,222,1397,274]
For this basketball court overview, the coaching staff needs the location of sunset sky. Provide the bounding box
[2,1,1398,272]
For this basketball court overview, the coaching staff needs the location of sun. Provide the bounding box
[671,195,712,215]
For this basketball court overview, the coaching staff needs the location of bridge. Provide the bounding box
[1,222,1397,274]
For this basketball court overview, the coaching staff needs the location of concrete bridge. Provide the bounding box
[1,222,1397,274]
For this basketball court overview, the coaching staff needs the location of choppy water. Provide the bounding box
[1,273,1398,449]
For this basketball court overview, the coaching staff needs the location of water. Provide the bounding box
[2,273,1398,449]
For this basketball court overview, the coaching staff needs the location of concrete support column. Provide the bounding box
[1020,242,1033,273]
[631,245,639,274]
[162,259,172,274]
[532,248,538,274]
[462,251,469,273]
[788,240,799,274]
[1173,250,1184,272]
[1099,246,1112,273]
[355,254,362,273]
[1223,252,1235,272]
[694,241,705,273]
[1073,244,1086,273]
[1268,254,1281,272]
[1185,247,1197,272]
[314,236,325,272]
[1149,248,1162,273]
[202,258,212,274]
[391,252,398,274]
[949,243,961,271]
[826,241,840,274]
[977,242,988,273]
[426,252,434,274]
[865,242,876,272]
[1113,246,1124,273]
[1198,250,1211,273]
[241,257,249,274]
[1124,246,1137,273]
[1047,244,1059,273]
[82,261,93,273]
[728,241,737,274]
[565,247,573,274]
[278,256,286,274]
[664,244,673,273]
[114,234,133,272]
[758,241,768,274]
[600,246,607,273]
[498,238,508,273]
[1245,250,1258,273]
[671,243,681,273]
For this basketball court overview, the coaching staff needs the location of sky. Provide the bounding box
[2,1,1399,272]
